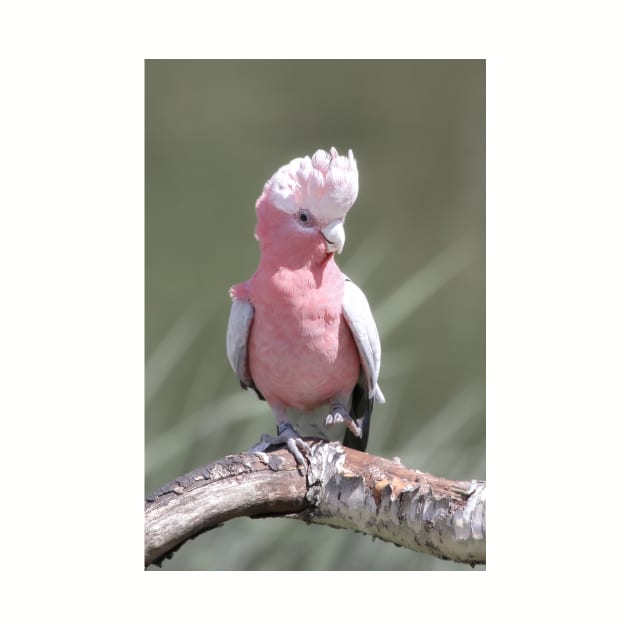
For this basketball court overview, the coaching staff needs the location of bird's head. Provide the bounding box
[254,148,358,262]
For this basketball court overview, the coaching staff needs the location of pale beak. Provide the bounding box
[321,219,345,254]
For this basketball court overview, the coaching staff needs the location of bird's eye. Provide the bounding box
[298,210,310,223]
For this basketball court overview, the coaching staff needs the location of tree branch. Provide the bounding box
[145,441,485,568]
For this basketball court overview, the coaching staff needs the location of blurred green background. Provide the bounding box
[145,60,485,570]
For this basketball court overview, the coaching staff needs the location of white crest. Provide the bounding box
[265,147,359,222]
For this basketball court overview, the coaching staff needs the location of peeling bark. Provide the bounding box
[145,441,485,568]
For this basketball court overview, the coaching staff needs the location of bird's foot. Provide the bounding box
[325,403,362,437]
[248,421,312,473]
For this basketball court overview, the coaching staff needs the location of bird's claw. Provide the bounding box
[325,404,362,437]
[248,421,312,473]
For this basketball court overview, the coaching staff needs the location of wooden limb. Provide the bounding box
[145,441,486,568]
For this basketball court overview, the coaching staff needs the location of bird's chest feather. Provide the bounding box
[251,269,344,360]
[247,267,359,407]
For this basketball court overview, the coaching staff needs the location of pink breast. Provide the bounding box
[247,273,360,411]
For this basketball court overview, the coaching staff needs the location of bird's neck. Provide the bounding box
[255,250,342,297]
[258,244,335,277]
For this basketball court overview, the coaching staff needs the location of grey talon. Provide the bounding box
[248,421,311,471]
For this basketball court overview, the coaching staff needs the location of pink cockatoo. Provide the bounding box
[226,147,385,469]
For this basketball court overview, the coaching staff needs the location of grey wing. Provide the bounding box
[342,277,386,404]
[226,299,263,398]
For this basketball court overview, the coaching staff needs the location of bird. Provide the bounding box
[226,147,385,470]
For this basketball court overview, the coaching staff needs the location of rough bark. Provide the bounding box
[145,441,485,568]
